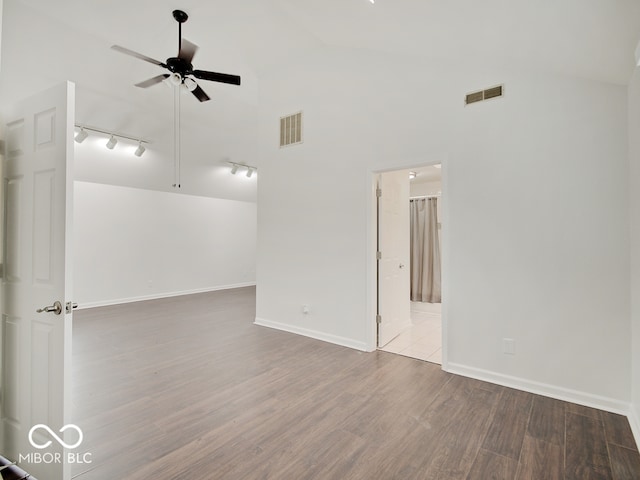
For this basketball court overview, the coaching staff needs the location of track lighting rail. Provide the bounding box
[227,162,257,178]
[74,124,150,145]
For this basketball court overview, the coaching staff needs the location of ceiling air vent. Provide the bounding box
[465,84,504,106]
[280,111,303,148]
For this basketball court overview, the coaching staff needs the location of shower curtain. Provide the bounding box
[410,198,441,303]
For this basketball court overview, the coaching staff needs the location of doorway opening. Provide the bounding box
[375,164,443,364]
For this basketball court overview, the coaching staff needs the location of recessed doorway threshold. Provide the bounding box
[379,310,441,364]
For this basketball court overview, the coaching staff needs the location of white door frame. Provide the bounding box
[365,156,450,370]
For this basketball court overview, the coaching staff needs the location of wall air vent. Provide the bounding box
[465,84,504,106]
[280,111,303,148]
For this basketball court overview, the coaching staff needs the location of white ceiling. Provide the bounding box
[1,0,639,200]
[13,0,640,84]
[411,165,442,185]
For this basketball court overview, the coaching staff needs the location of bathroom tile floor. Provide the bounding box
[379,311,442,364]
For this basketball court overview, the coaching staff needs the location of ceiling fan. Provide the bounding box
[111,9,241,102]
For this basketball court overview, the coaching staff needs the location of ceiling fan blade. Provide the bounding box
[191,85,211,102]
[193,70,241,86]
[179,39,198,64]
[111,45,166,67]
[135,74,170,88]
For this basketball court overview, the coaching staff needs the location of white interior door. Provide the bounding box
[377,170,410,347]
[1,82,75,480]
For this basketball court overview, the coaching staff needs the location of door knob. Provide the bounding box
[36,301,63,315]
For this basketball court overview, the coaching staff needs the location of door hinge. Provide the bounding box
[376,251,382,260]
[376,188,382,198]
[376,314,382,324]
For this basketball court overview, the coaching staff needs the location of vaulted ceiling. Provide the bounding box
[2,0,639,200]
[16,0,640,84]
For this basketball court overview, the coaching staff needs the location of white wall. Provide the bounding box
[74,181,256,308]
[410,180,441,197]
[629,66,640,442]
[256,47,630,410]
[0,0,3,72]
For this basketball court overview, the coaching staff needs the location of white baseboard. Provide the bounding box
[446,362,630,415]
[254,317,369,352]
[77,282,256,310]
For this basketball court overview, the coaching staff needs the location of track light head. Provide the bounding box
[106,135,118,150]
[134,142,146,157]
[246,167,254,178]
[230,164,239,175]
[75,128,88,144]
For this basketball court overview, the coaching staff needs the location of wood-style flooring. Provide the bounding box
[71,287,640,479]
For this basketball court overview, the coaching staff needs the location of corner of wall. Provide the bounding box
[630,408,640,451]
[628,57,640,451]
[0,0,3,73]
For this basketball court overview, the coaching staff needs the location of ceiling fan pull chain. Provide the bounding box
[178,86,181,188]
[173,85,181,189]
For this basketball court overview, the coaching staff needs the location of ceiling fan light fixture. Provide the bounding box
[169,72,182,86]
[184,76,198,92]
[74,128,88,143]
[106,135,118,150]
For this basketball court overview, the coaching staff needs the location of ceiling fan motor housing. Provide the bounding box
[166,57,193,78]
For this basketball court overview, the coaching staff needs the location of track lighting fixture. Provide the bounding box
[74,125,150,156]
[134,142,146,157]
[226,162,257,178]
[106,135,118,150]
[74,128,88,143]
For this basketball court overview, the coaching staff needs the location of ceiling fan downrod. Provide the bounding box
[173,10,189,54]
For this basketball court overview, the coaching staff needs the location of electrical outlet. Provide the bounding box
[503,338,515,355]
